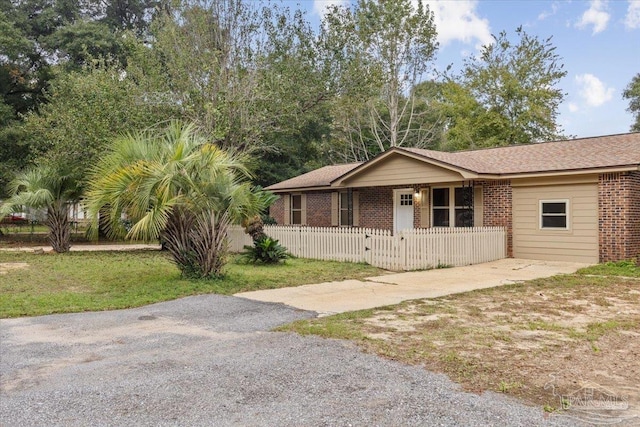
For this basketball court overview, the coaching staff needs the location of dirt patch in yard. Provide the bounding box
[0,262,28,274]
[283,273,640,423]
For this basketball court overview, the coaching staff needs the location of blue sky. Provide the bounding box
[301,0,640,139]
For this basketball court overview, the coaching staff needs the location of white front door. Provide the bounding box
[394,189,414,233]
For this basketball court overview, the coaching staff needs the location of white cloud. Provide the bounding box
[313,1,492,49]
[423,0,493,48]
[625,0,640,29]
[312,0,349,18]
[575,0,610,34]
[538,2,559,21]
[568,102,579,113]
[575,74,614,107]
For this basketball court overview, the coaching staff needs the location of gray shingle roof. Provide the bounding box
[266,133,640,191]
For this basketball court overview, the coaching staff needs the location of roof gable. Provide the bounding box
[333,150,473,187]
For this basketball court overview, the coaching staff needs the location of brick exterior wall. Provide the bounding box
[482,180,513,257]
[270,172,640,263]
[631,172,640,261]
[599,171,640,262]
[306,192,333,227]
[358,185,429,230]
[271,185,429,230]
[270,196,285,225]
[358,187,394,230]
[268,192,332,226]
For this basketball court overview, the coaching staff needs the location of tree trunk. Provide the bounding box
[45,204,71,253]
[189,210,231,278]
[242,215,266,242]
[161,208,198,277]
[161,208,231,279]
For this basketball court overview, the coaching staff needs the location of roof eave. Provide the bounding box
[495,165,640,179]
[267,185,335,193]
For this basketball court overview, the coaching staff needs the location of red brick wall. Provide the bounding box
[270,184,458,231]
[358,187,394,230]
[306,192,333,227]
[599,172,640,262]
[482,180,513,257]
[270,196,285,225]
[268,192,332,226]
[357,185,428,230]
[631,172,640,261]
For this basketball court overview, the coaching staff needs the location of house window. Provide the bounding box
[540,200,569,229]
[454,187,474,227]
[432,188,450,227]
[400,193,413,206]
[291,195,302,225]
[340,192,352,226]
[432,186,474,227]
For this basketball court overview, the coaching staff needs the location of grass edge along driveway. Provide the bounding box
[279,260,640,419]
[0,250,382,318]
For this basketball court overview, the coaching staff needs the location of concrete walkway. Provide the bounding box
[236,258,590,316]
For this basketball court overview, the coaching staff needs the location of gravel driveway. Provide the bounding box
[1,295,581,426]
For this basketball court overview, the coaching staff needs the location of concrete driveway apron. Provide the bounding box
[235,258,589,316]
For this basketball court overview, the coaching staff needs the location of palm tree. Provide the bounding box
[0,166,82,253]
[86,121,274,279]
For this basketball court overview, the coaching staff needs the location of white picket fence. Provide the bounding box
[228,226,506,271]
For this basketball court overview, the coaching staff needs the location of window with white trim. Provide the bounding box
[540,200,569,229]
[432,186,474,227]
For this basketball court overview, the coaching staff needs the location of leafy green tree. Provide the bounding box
[149,1,266,152]
[86,122,274,278]
[24,62,180,189]
[320,0,439,161]
[442,27,567,149]
[623,73,640,132]
[44,20,126,70]
[144,0,333,186]
[149,1,328,156]
[100,0,169,36]
[436,80,509,151]
[0,0,168,195]
[0,166,82,252]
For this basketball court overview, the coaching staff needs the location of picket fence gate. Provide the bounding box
[228,226,506,271]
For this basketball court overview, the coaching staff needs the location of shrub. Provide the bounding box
[242,236,289,264]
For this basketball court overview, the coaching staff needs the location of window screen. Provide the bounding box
[540,200,568,229]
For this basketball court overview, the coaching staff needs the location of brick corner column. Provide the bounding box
[482,180,513,257]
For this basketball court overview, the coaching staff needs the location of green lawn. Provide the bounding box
[0,250,382,318]
[577,259,640,277]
